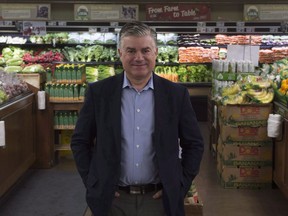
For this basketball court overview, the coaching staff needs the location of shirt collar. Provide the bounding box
[122,71,154,90]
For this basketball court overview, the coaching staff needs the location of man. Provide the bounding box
[71,21,204,216]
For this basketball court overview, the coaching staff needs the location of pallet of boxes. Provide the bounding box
[215,74,274,189]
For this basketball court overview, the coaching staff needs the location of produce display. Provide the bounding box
[155,64,212,83]
[260,58,288,106]
[62,45,118,62]
[217,75,274,105]
[0,69,30,105]
[2,32,288,90]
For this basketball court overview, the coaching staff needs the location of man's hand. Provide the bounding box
[153,190,162,199]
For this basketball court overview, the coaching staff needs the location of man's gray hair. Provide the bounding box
[118,21,157,48]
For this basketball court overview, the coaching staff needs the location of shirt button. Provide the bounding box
[136,145,140,148]
[137,108,140,112]
[136,126,140,130]
[136,163,139,167]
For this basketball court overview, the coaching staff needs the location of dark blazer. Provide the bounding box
[71,72,204,216]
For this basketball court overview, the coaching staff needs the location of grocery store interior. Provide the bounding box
[1,1,288,216]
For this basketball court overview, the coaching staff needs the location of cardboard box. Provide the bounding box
[184,202,203,216]
[220,124,271,143]
[219,165,273,189]
[218,104,272,126]
[218,137,273,167]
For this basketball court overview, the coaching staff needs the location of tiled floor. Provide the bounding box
[0,122,288,216]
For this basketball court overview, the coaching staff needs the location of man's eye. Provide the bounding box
[127,50,135,54]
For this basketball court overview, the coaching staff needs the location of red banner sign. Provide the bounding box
[146,4,210,21]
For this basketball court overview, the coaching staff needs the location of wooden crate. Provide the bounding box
[17,72,46,89]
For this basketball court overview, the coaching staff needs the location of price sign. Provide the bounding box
[216,22,225,27]
[236,27,245,33]
[48,21,57,26]
[206,27,215,33]
[58,21,67,26]
[100,27,109,33]
[197,27,206,33]
[110,22,118,27]
[237,21,245,27]
[270,27,278,33]
[197,22,206,27]
[89,27,97,33]
[246,27,255,33]
[218,27,227,33]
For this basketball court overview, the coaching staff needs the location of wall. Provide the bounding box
[48,2,249,21]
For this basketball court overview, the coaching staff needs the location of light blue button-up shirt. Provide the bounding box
[119,72,159,186]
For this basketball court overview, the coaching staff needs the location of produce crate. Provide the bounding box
[184,198,203,216]
[218,103,272,126]
[217,137,273,167]
[17,72,46,89]
[219,124,271,143]
[218,165,273,189]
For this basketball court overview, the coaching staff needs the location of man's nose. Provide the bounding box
[134,51,144,60]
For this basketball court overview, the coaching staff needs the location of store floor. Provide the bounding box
[0,122,288,216]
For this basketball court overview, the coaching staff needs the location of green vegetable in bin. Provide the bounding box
[4,66,22,73]
[22,64,45,73]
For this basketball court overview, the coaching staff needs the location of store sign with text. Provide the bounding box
[146,4,210,21]
[22,21,46,36]
[0,4,50,20]
[74,4,138,21]
[244,4,288,21]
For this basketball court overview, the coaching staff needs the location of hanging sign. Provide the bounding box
[0,4,50,20]
[22,21,46,36]
[146,4,210,21]
[244,4,288,21]
[74,4,138,21]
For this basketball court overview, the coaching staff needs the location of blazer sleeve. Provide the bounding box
[70,84,97,186]
[179,88,204,193]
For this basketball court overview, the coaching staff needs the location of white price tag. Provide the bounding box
[236,27,245,33]
[48,21,57,26]
[206,27,215,33]
[197,27,206,33]
[58,21,67,26]
[246,27,255,33]
[89,27,97,33]
[110,22,118,27]
[100,27,109,33]
[270,27,278,33]
[218,27,227,33]
[237,21,245,27]
[197,22,206,27]
[216,22,225,27]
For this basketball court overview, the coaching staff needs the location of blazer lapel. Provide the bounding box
[107,74,123,156]
[153,74,171,140]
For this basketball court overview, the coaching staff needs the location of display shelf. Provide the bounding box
[0,20,286,34]
[0,92,35,198]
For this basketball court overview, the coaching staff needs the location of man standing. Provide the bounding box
[71,21,204,216]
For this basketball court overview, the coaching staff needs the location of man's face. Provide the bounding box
[118,35,158,81]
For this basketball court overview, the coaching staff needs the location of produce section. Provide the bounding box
[1,21,288,168]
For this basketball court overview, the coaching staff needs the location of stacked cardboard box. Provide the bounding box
[216,103,273,189]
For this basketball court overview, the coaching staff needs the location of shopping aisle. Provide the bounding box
[0,122,288,216]
[0,158,87,216]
